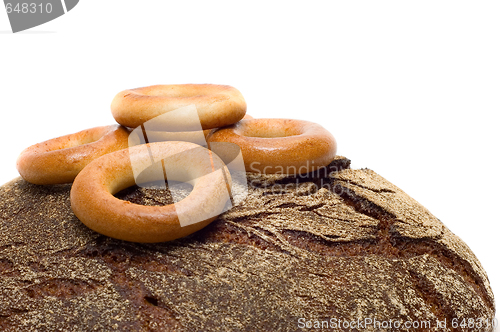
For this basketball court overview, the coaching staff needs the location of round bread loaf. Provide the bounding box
[0,157,495,331]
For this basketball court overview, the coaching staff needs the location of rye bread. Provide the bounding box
[0,157,495,331]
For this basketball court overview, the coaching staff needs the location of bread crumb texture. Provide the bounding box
[0,157,495,331]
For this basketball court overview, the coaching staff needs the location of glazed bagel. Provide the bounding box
[70,141,231,243]
[207,118,337,174]
[111,84,247,130]
[17,125,130,185]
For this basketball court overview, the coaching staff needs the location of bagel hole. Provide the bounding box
[114,180,193,206]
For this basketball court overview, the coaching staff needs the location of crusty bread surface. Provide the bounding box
[0,157,495,331]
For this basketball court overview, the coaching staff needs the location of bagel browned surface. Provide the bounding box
[16,125,130,185]
[111,84,247,130]
[71,142,231,243]
[207,118,337,174]
[0,157,494,331]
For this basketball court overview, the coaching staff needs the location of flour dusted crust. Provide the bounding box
[0,157,495,331]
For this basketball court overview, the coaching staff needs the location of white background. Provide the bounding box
[1,0,499,326]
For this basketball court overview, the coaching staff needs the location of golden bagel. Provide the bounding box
[70,141,231,243]
[111,84,247,130]
[17,125,130,185]
[207,118,337,174]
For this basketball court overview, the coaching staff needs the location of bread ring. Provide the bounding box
[111,84,247,130]
[70,142,231,243]
[207,119,337,175]
[17,125,130,185]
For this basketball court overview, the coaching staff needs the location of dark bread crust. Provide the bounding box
[0,157,495,331]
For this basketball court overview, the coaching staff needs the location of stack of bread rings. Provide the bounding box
[16,84,337,243]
